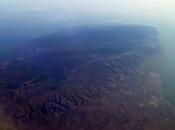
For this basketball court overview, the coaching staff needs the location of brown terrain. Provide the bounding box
[0,25,175,130]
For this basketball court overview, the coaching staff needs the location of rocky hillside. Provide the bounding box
[0,25,175,130]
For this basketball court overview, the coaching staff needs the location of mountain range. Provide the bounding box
[0,24,175,130]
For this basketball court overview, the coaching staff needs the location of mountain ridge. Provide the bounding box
[0,24,174,130]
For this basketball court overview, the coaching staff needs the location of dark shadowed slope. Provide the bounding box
[0,25,158,61]
[0,25,175,130]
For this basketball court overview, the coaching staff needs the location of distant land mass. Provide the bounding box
[0,24,175,130]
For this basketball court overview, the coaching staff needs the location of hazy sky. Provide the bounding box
[0,0,175,25]
[0,0,175,45]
